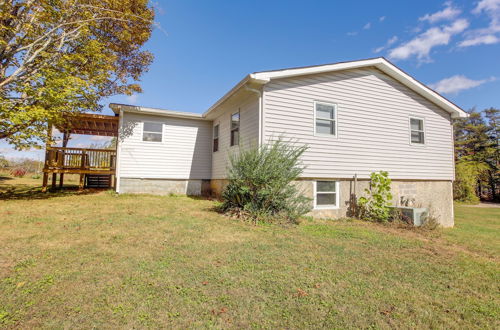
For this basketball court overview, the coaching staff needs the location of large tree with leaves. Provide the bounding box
[484,108,499,200]
[454,108,500,202]
[0,0,155,148]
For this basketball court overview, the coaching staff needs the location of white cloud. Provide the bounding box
[419,1,461,23]
[379,16,386,22]
[429,75,495,94]
[388,19,469,61]
[126,94,138,104]
[346,31,358,36]
[460,0,500,47]
[373,36,398,53]
[459,34,499,46]
[387,36,398,45]
[363,22,371,30]
[473,0,500,17]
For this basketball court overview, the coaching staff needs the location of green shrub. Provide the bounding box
[357,171,393,222]
[220,139,311,224]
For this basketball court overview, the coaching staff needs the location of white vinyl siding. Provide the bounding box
[211,95,259,179]
[118,112,212,179]
[262,67,454,180]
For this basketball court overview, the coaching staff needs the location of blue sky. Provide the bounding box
[2,0,499,159]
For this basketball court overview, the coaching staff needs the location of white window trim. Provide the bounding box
[142,121,163,143]
[213,123,219,152]
[313,180,340,210]
[313,101,338,138]
[408,116,426,146]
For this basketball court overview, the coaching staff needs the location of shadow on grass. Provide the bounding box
[0,184,105,201]
[0,175,14,182]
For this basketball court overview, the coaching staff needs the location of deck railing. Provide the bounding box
[44,147,116,172]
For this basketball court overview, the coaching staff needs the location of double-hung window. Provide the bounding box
[315,181,339,209]
[409,117,425,144]
[142,122,163,142]
[315,101,337,136]
[213,124,219,152]
[230,111,240,146]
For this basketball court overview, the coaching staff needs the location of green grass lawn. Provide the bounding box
[1,176,499,328]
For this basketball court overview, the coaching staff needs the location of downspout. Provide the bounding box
[115,108,124,193]
[451,113,456,182]
[244,85,264,146]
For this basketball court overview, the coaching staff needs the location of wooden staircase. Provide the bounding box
[85,174,113,189]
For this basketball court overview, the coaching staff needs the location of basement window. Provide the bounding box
[230,111,240,146]
[410,117,425,144]
[213,124,219,152]
[315,101,337,136]
[142,122,163,142]
[314,181,339,209]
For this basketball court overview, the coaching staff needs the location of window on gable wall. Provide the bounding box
[410,117,425,144]
[230,111,240,146]
[315,102,337,136]
[142,122,163,142]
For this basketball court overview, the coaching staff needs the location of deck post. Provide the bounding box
[42,172,49,192]
[79,174,85,190]
[59,131,69,189]
[51,173,57,189]
[43,122,53,192]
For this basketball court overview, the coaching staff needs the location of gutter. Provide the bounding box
[110,103,205,120]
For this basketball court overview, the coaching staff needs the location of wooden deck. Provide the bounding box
[42,147,116,191]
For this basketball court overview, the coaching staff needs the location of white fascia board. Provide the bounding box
[251,58,384,80]
[110,103,205,120]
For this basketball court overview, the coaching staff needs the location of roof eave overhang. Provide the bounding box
[110,103,206,120]
[202,75,269,117]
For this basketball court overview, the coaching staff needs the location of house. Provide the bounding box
[45,58,467,227]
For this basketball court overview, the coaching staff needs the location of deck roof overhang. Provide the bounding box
[56,113,119,136]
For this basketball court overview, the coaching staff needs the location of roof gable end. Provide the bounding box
[248,57,467,118]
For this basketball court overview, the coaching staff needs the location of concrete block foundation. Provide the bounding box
[119,178,210,196]
[296,179,454,227]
